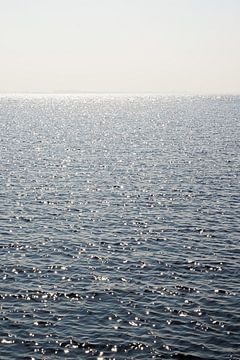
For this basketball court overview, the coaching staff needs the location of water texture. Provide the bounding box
[0,95,239,359]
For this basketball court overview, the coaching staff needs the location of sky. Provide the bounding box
[0,0,240,94]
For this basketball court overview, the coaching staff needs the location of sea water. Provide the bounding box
[0,95,239,359]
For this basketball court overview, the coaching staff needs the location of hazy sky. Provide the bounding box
[1,0,240,93]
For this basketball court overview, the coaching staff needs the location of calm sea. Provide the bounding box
[0,95,239,359]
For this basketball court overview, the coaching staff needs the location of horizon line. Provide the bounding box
[1,91,240,96]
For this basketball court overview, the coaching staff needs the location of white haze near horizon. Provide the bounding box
[0,0,240,94]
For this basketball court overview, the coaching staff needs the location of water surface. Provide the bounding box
[0,95,239,359]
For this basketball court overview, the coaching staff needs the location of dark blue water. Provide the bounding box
[0,95,239,359]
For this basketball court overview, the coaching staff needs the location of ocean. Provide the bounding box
[0,94,239,359]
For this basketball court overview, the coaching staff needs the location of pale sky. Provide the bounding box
[1,0,240,93]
